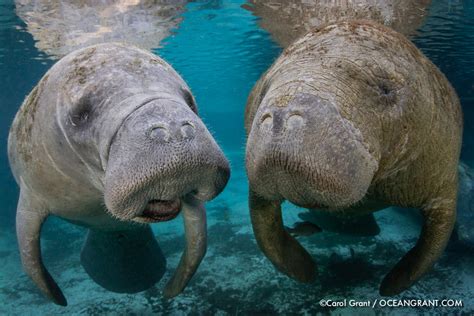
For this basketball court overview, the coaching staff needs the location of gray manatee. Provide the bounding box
[244,0,431,48]
[15,0,188,58]
[245,21,462,296]
[8,42,230,305]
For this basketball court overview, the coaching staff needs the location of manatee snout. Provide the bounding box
[105,98,230,222]
[246,92,376,210]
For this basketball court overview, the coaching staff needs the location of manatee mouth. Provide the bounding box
[135,199,182,223]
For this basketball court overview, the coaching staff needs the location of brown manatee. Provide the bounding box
[15,0,188,58]
[244,0,431,48]
[8,43,230,305]
[245,20,462,295]
[244,0,432,236]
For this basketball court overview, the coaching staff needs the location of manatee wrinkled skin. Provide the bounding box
[245,21,462,296]
[244,0,431,47]
[8,43,230,305]
[15,0,188,58]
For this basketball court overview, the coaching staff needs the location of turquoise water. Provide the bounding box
[0,0,473,314]
[158,1,281,152]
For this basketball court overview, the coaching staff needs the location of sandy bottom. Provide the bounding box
[1,151,473,315]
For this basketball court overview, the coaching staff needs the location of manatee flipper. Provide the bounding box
[81,225,166,293]
[380,197,456,295]
[249,190,317,282]
[301,211,380,236]
[16,192,67,306]
[163,196,207,298]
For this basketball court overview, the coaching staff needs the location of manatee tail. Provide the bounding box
[81,225,166,293]
[299,211,380,236]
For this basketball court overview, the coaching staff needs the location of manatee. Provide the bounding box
[8,42,230,305]
[244,0,433,237]
[15,0,188,58]
[245,21,462,296]
[243,0,431,47]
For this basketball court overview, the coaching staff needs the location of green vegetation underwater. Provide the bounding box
[0,0,473,314]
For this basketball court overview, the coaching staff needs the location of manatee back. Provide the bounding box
[8,80,45,185]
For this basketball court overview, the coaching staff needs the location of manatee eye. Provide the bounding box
[70,101,92,127]
[378,82,391,96]
[182,89,197,113]
[376,80,397,106]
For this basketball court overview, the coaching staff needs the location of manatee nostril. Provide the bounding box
[260,113,273,128]
[150,125,170,142]
[180,122,195,140]
[286,112,304,129]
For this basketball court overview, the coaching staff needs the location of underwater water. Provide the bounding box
[0,0,473,314]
